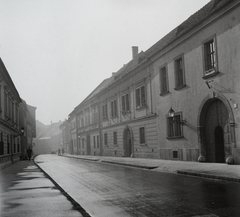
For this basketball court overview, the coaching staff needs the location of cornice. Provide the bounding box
[101,113,157,130]
[0,118,21,135]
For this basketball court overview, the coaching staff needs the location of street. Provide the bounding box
[35,155,240,217]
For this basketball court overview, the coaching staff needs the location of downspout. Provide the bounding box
[98,96,103,156]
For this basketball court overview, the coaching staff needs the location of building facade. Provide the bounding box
[59,120,71,154]
[65,0,240,164]
[0,58,36,167]
[19,101,36,159]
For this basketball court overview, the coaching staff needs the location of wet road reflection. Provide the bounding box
[37,156,240,217]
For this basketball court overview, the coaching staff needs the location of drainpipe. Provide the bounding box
[98,97,103,156]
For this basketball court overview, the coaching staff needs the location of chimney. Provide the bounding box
[132,46,138,59]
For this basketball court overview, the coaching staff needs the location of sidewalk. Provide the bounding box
[0,160,83,217]
[63,153,240,183]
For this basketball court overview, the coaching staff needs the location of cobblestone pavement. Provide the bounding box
[64,153,240,182]
[35,154,240,217]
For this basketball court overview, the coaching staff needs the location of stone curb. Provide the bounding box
[64,155,158,169]
[64,155,99,161]
[63,155,240,183]
[34,160,92,217]
[101,160,159,169]
[177,170,240,183]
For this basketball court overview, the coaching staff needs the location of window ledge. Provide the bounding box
[136,105,147,111]
[111,116,118,119]
[174,84,186,91]
[140,143,147,146]
[202,70,219,79]
[160,91,169,96]
[166,136,184,140]
[121,110,131,115]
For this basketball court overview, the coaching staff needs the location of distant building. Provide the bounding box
[59,120,70,154]
[63,0,240,164]
[33,120,62,155]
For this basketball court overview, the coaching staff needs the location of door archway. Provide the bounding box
[123,126,133,157]
[199,98,230,163]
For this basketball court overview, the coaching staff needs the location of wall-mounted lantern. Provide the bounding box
[21,127,24,135]
[168,107,186,126]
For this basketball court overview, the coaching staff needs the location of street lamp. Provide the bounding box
[21,126,24,135]
[168,107,186,126]
[168,107,175,118]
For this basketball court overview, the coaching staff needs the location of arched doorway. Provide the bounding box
[199,98,230,163]
[123,126,133,157]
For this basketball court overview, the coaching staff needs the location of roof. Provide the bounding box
[145,0,234,58]
[71,51,146,115]
[37,121,62,139]
[0,58,21,102]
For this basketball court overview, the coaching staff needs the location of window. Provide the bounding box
[91,105,99,124]
[174,56,185,89]
[111,99,118,118]
[8,96,11,120]
[97,135,99,148]
[102,104,108,120]
[17,139,20,152]
[136,86,146,108]
[14,139,16,153]
[16,107,19,126]
[93,136,96,148]
[4,91,7,117]
[0,86,2,113]
[82,138,85,149]
[113,132,117,145]
[104,133,108,146]
[203,37,217,76]
[91,106,95,124]
[7,135,10,154]
[79,111,84,127]
[84,108,90,126]
[139,127,145,144]
[173,151,178,159]
[0,133,3,155]
[160,66,169,95]
[12,101,14,124]
[167,114,183,138]
[122,93,130,112]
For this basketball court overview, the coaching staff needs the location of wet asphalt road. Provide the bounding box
[0,161,83,217]
[35,155,240,217]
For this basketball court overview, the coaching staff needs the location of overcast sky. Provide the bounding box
[0,0,210,125]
